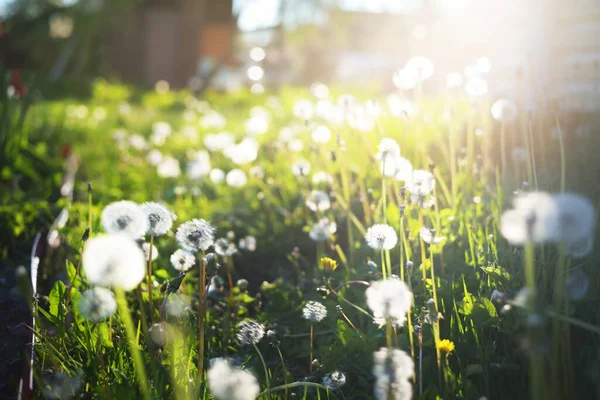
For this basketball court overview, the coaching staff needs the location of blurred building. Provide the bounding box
[105,0,235,88]
[549,0,600,111]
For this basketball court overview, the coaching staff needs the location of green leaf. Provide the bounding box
[49,280,66,318]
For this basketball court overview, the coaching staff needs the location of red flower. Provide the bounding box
[10,69,27,97]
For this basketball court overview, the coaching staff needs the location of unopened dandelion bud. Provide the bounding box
[81,226,90,242]
[204,253,220,277]
[406,260,414,270]
[316,286,329,297]
[335,304,343,314]
[236,279,248,291]
[428,162,435,172]
[399,186,406,199]
[399,204,406,216]
[311,359,322,370]
[426,298,436,310]
[87,182,92,194]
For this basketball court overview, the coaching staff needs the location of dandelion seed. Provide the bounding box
[305,190,331,212]
[207,358,260,400]
[170,249,196,271]
[405,56,435,82]
[322,371,346,390]
[373,347,414,400]
[187,150,212,179]
[366,279,412,327]
[419,228,445,245]
[82,234,146,290]
[176,219,216,253]
[365,224,398,251]
[236,320,266,345]
[141,202,176,236]
[226,169,248,188]
[101,201,148,237]
[245,115,269,135]
[78,287,117,323]
[293,100,314,120]
[302,301,327,322]
[309,218,337,242]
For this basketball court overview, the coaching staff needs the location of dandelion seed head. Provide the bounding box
[214,238,237,257]
[305,190,331,212]
[377,138,401,162]
[141,202,176,236]
[147,149,163,166]
[500,192,560,245]
[236,320,266,345]
[373,348,414,400]
[210,168,226,183]
[365,224,398,251]
[176,219,216,253]
[170,249,196,271]
[226,169,248,188]
[465,77,488,97]
[553,193,596,249]
[205,132,235,152]
[82,234,146,290]
[322,371,346,390]
[157,156,181,178]
[366,279,412,327]
[312,171,334,185]
[101,201,148,237]
[141,242,159,261]
[78,287,116,323]
[302,301,327,322]
[309,218,337,242]
[419,227,445,245]
[292,159,311,176]
[207,359,260,400]
[491,98,518,122]
[239,235,257,251]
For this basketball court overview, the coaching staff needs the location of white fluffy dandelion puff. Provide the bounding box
[175,219,216,253]
[236,320,266,345]
[377,138,401,161]
[82,234,146,290]
[373,348,414,400]
[366,224,398,251]
[101,200,148,237]
[366,279,413,327]
[207,358,260,400]
[302,301,327,323]
[141,202,177,236]
[309,218,337,242]
[78,287,117,323]
[500,192,560,245]
[322,371,347,390]
[170,249,196,271]
[305,190,331,212]
[419,228,445,245]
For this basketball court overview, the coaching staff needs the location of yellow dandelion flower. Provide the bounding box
[320,257,338,274]
[438,339,455,354]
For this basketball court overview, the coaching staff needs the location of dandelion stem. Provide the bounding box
[275,344,289,399]
[382,159,387,224]
[500,122,507,179]
[381,249,387,280]
[253,343,271,399]
[114,288,151,400]
[524,242,543,400]
[197,252,207,380]
[146,235,155,324]
[309,324,314,373]
[554,116,566,192]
